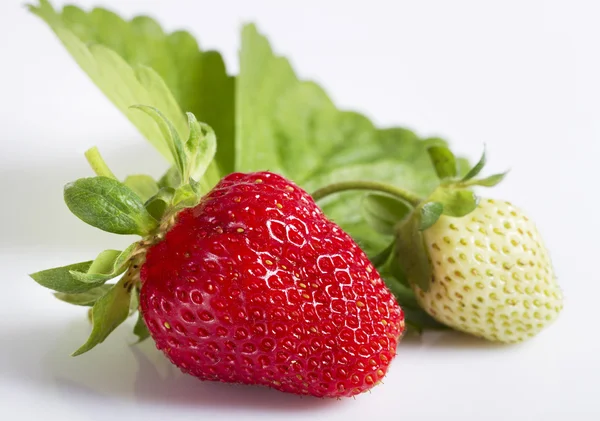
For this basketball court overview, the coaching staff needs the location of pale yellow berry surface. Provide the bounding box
[414,198,563,343]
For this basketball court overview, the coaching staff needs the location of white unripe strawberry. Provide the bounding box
[414,198,563,342]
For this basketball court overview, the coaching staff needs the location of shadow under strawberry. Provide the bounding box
[1,318,339,411]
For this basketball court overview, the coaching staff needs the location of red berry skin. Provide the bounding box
[140,172,404,398]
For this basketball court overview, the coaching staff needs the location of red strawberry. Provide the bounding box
[139,171,405,397]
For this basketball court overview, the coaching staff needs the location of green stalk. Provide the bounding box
[85,147,118,180]
[312,181,423,207]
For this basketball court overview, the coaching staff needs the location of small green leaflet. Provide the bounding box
[124,175,159,202]
[30,261,97,293]
[30,245,137,294]
[72,276,133,356]
[185,113,217,188]
[29,0,233,180]
[70,244,136,283]
[462,147,487,181]
[64,176,158,236]
[74,249,121,281]
[131,106,218,192]
[131,105,188,182]
[54,285,113,307]
[133,312,151,342]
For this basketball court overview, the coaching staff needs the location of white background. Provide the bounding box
[0,0,598,420]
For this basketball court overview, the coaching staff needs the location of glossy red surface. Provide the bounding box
[140,172,404,397]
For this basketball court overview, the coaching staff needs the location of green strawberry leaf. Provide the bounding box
[54,285,114,307]
[72,276,133,356]
[30,261,100,293]
[124,175,159,202]
[419,201,444,230]
[237,25,443,247]
[362,194,412,235]
[70,244,136,284]
[461,147,486,181]
[430,188,478,217]
[29,0,234,179]
[427,146,457,180]
[64,177,158,235]
[29,1,183,160]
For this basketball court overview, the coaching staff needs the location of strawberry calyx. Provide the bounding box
[30,106,215,355]
[312,146,507,330]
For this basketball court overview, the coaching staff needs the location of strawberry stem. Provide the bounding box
[85,146,118,180]
[312,181,423,207]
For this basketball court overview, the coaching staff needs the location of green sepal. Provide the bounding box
[130,283,150,342]
[70,244,136,284]
[419,202,443,230]
[131,105,188,181]
[145,187,175,220]
[30,261,98,293]
[362,194,412,235]
[64,176,158,236]
[394,211,433,291]
[72,276,133,356]
[461,147,486,181]
[421,137,449,149]
[173,183,200,208]
[385,278,448,333]
[133,312,151,342]
[430,187,478,217]
[369,241,396,268]
[124,175,160,202]
[54,285,114,306]
[185,112,217,186]
[427,146,457,180]
[467,171,508,187]
[129,285,140,315]
[456,157,472,178]
[372,240,445,331]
